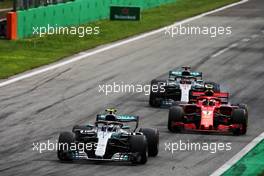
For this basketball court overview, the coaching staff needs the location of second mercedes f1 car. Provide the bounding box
[149,66,220,107]
[167,87,248,135]
[57,108,159,164]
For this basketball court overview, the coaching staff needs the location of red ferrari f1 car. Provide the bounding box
[167,89,248,135]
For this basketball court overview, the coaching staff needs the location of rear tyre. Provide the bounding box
[130,135,148,164]
[149,79,164,107]
[232,109,247,135]
[168,106,184,132]
[57,131,75,161]
[139,128,159,157]
[149,91,159,107]
[239,104,248,116]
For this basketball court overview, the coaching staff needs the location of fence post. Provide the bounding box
[7,12,17,40]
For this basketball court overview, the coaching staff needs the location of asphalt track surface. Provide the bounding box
[0,0,264,175]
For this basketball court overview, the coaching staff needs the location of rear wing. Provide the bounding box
[191,91,229,103]
[192,92,229,98]
[96,114,139,128]
[169,70,202,79]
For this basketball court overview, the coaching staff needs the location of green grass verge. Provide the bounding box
[0,0,239,79]
[223,139,264,176]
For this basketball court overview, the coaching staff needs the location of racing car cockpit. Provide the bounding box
[96,108,129,132]
[204,84,215,96]
[104,108,118,121]
[201,99,216,106]
[179,77,195,84]
[95,121,123,132]
[105,114,117,121]
[182,69,191,76]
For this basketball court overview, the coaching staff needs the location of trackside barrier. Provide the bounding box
[11,0,177,39]
[7,12,17,40]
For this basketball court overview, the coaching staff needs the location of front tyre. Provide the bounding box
[57,131,75,161]
[232,109,247,135]
[130,135,148,164]
[139,128,159,157]
[168,106,184,132]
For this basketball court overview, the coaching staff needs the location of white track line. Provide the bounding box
[241,38,250,42]
[211,132,264,176]
[211,48,230,58]
[230,43,238,48]
[0,0,249,88]
[211,42,238,58]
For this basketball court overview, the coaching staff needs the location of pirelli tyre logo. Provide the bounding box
[110,6,141,21]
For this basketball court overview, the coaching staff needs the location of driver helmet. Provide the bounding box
[181,66,191,76]
[204,84,214,96]
[105,108,117,121]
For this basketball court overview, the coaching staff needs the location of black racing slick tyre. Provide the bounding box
[139,128,159,157]
[149,79,164,107]
[149,91,159,107]
[130,135,148,164]
[239,104,249,117]
[232,109,247,135]
[168,106,184,132]
[57,131,75,161]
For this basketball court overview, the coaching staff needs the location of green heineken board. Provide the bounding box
[110,6,141,21]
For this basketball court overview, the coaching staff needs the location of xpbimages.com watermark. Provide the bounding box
[98,82,166,96]
[164,140,232,154]
[32,140,98,153]
[32,24,100,37]
[32,140,232,154]
[165,24,232,38]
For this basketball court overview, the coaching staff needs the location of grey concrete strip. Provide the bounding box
[0,8,12,12]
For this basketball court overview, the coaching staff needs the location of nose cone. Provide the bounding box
[200,107,214,129]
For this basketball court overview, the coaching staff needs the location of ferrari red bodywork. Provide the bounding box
[168,91,247,134]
